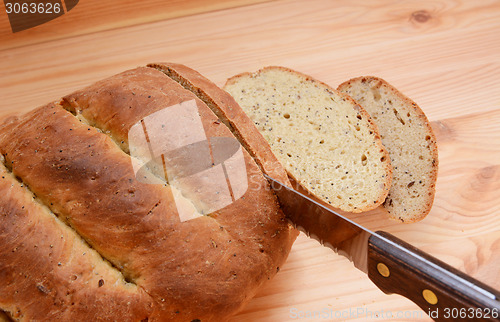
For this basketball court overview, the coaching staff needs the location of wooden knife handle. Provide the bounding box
[367,231,500,321]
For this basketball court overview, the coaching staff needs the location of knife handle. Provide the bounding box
[367,231,500,321]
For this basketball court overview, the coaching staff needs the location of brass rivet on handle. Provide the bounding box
[422,289,438,305]
[377,263,390,277]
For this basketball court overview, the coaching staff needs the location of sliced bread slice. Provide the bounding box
[224,67,392,213]
[338,76,438,222]
[147,62,291,185]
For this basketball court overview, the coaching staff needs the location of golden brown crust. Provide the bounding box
[225,66,393,213]
[0,155,152,321]
[145,62,298,262]
[147,62,292,186]
[338,76,438,222]
[0,67,296,320]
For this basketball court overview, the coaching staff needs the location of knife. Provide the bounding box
[264,175,500,322]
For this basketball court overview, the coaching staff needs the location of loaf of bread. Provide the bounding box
[224,67,393,213]
[338,77,438,222]
[0,66,297,321]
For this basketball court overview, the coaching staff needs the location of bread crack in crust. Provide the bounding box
[0,67,296,321]
[0,154,151,321]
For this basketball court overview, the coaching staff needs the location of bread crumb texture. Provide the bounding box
[225,67,392,213]
[338,76,438,222]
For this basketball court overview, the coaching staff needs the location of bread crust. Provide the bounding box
[0,158,152,321]
[0,67,296,320]
[147,63,292,186]
[338,76,439,222]
[225,66,393,213]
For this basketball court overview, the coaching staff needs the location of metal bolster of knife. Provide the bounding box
[367,231,500,321]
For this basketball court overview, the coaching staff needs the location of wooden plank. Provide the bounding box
[234,110,500,321]
[0,0,274,50]
[0,0,499,320]
[1,0,499,119]
[237,229,500,321]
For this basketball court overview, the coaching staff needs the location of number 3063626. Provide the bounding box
[5,2,62,14]
[443,307,498,319]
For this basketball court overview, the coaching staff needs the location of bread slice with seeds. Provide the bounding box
[224,67,392,213]
[338,76,438,222]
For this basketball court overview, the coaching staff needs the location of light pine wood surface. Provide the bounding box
[1,0,499,321]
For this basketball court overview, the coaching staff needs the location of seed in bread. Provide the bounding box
[224,67,392,213]
[338,76,438,222]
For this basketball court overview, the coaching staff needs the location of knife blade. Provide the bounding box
[265,174,500,321]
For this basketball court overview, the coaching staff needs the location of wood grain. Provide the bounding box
[0,0,273,50]
[1,0,499,320]
[235,109,500,321]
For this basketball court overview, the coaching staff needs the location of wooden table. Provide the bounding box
[1,0,499,320]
